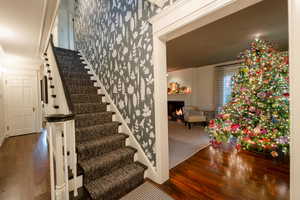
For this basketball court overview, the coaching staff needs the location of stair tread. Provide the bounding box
[68,85,96,88]
[71,94,104,97]
[77,133,128,152]
[79,147,136,173]
[85,162,147,199]
[75,111,114,119]
[71,93,105,96]
[74,102,105,106]
[76,122,120,133]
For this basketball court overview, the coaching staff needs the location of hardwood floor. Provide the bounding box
[0,132,289,200]
[0,132,50,200]
[158,145,290,200]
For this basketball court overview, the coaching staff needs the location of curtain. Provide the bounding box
[215,64,241,112]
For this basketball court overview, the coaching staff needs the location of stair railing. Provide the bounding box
[43,36,79,200]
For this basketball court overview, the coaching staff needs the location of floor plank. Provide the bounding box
[0,132,50,200]
[0,132,289,200]
[158,145,290,200]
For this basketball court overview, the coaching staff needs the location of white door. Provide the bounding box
[5,74,38,136]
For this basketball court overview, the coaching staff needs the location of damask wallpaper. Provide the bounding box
[74,0,175,166]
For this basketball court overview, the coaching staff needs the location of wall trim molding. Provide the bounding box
[147,0,168,8]
[78,51,160,183]
[39,0,61,57]
[149,0,263,41]
[150,0,263,184]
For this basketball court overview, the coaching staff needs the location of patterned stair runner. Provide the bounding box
[53,47,147,200]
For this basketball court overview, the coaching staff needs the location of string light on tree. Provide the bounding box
[206,39,289,157]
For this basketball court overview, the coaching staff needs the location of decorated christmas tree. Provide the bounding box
[207,39,289,157]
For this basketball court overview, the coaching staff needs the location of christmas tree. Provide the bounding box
[207,39,289,157]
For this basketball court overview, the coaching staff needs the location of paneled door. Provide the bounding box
[5,74,38,136]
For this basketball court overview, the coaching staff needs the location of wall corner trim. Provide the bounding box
[78,51,160,183]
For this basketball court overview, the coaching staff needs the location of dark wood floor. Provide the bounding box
[0,132,50,200]
[158,145,290,200]
[0,133,289,200]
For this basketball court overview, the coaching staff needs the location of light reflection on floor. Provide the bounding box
[207,145,289,200]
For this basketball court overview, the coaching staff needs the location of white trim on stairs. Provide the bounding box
[78,51,160,183]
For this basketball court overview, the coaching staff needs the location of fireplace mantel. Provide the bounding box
[168,94,191,105]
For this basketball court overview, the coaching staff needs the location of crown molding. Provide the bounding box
[147,0,168,8]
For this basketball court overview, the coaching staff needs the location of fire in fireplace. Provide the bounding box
[176,108,183,116]
[168,101,184,121]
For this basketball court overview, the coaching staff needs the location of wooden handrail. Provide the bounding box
[46,114,75,123]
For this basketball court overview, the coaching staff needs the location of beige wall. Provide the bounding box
[168,65,215,110]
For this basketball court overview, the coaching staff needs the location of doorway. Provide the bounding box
[150,0,266,184]
[150,0,300,197]
[4,72,39,136]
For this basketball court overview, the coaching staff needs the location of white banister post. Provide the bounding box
[54,124,67,200]
[46,114,75,200]
[48,125,56,200]
[68,119,78,196]
[62,123,70,200]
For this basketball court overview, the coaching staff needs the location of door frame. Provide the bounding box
[150,1,299,198]
[149,0,264,184]
[288,0,300,199]
[3,69,41,137]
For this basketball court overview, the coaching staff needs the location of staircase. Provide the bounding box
[52,47,147,200]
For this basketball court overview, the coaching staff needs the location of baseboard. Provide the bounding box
[78,51,160,183]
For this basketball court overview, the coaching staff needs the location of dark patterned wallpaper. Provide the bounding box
[74,0,176,166]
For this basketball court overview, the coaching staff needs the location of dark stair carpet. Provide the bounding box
[53,47,147,200]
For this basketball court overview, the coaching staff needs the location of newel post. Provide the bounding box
[46,114,75,200]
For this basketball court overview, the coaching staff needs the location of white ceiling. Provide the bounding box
[0,0,45,58]
[0,0,58,68]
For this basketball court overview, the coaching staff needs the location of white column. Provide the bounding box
[289,0,300,199]
[48,125,55,200]
[153,35,169,183]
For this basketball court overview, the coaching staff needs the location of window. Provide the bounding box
[215,64,240,112]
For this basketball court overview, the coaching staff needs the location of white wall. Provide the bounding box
[168,65,215,110]
[0,48,42,139]
[52,0,75,49]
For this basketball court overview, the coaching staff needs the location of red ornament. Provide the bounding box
[231,124,240,132]
[283,56,289,64]
[236,144,241,151]
[209,120,215,128]
[242,137,251,142]
[211,140,222,148]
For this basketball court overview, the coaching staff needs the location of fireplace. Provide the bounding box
[168,101,184,121]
